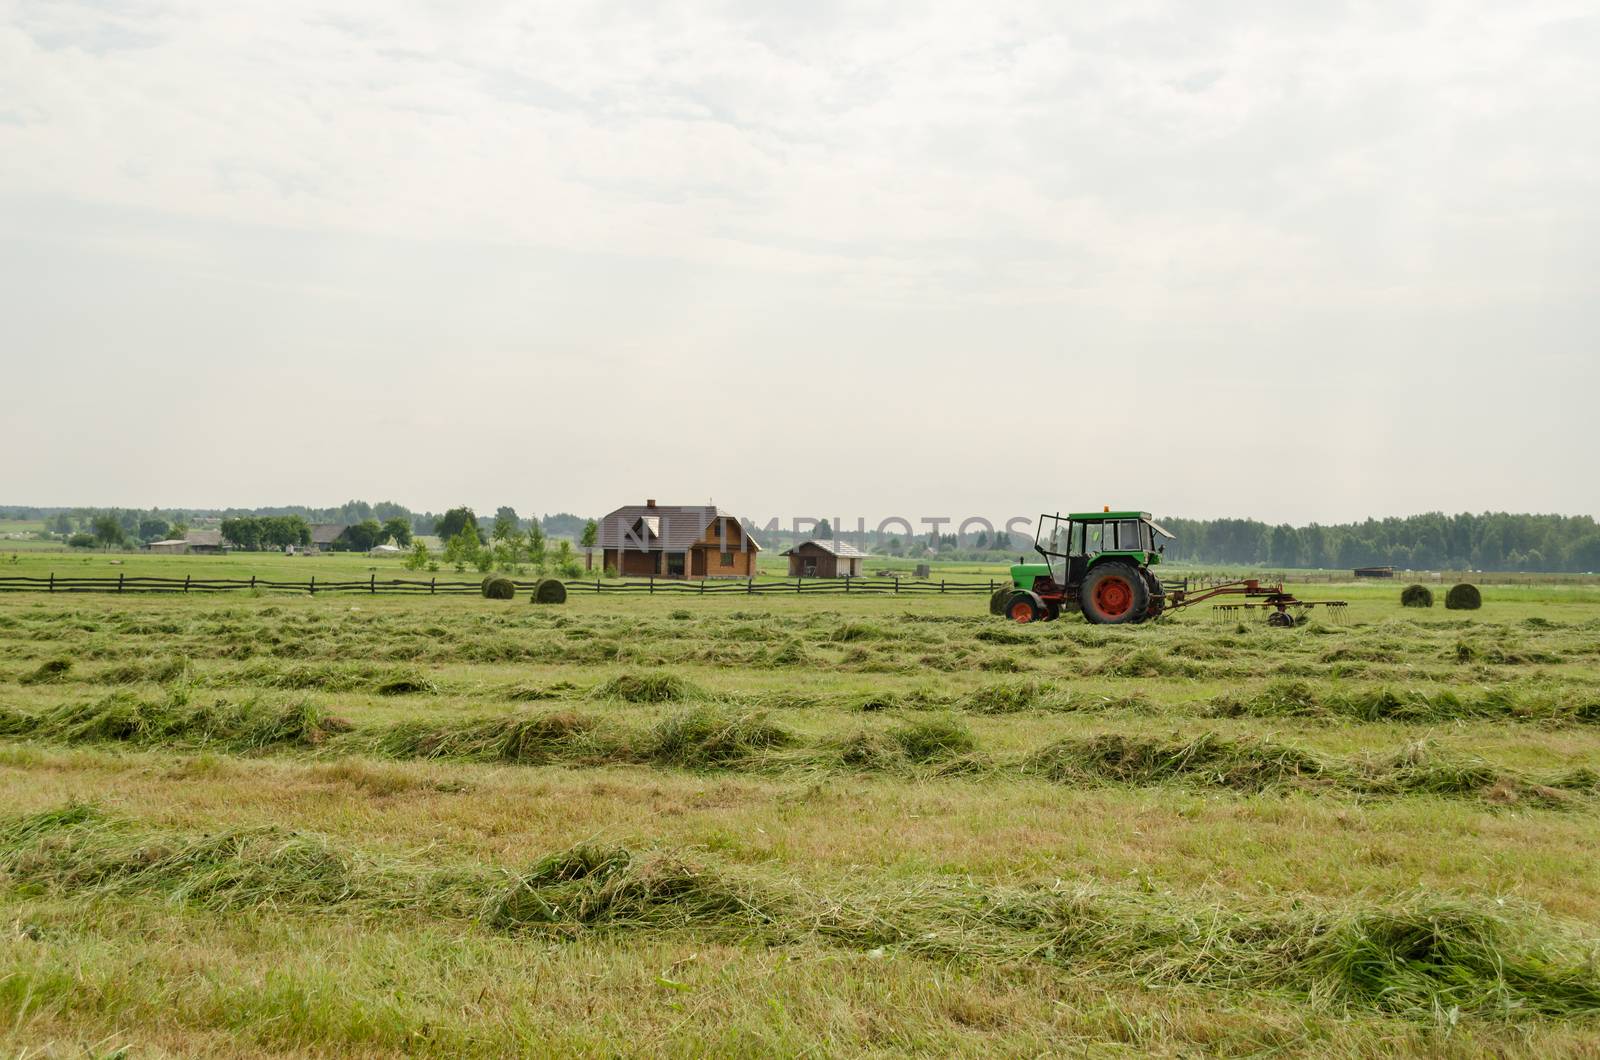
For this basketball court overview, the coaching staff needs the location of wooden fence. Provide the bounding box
[0,574,1003,597]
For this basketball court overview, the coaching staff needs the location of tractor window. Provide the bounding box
[1069,522,1086,556]
[1115,520,1139,550]
[1086,523,1106,553]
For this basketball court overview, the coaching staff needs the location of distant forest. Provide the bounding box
[1,502,590,542]
[1158,512,1600,572]
[4,504,1599,572]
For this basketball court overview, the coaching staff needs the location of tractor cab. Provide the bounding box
[1004,511,1175,625]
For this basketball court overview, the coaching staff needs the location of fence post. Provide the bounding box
[184,574,190,594]
[309,576,315,596]
[370,574,375,594]
[941,579,946,593]
[649,576,654,594]
[250,575,256,591]
[430,577,436,595]
[893,576,899,594]
[49,572,54,593]
[700,579,705,596]
[747,578,753,594]
[118,573,124,593]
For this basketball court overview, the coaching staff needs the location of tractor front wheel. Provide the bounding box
[1079,563,1150,625]
[1006,592,1043,624]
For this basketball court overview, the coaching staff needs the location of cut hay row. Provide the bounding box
[3,694,1594,809]
[16,652,1599,730]
[3,804,1597,1024]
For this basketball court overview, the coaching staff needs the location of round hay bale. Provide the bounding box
[482,576,516,600]
[989,587,1011,615]
[531,578,567,605]
[1400,583,1434,608]
[1445,583,1481,610]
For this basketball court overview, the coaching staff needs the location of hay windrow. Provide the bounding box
[4,805,1598,1023]
[1208,679,1600,725]
[589,670,705,703]
[0,694,1588,807]
[0,692,350,750]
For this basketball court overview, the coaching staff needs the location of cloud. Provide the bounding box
[0,0,1595,520]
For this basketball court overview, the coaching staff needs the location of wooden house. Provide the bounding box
[596,500,761,579]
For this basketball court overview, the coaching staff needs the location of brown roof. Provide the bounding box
[309,523,348,545]
[597,503,761,552]
[781,539,867,558]
[184,530,223,547]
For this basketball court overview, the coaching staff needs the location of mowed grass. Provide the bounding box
[2,585,1600,1056]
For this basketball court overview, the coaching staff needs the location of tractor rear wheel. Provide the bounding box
[1006,592,1043,624]
[1079,563,1150,625]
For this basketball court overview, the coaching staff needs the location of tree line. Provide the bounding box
[217,515,414,552]
[1159,511,1600,572]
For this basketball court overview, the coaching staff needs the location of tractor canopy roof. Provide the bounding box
[1062,511,1176,539]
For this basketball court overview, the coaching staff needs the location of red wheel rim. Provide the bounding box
[1008,600,1033,623]
[1093,576,1133,618]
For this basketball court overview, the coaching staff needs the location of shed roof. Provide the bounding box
[781,539,867,558]
[184,530,223,547]
[596,504,761,552]
[309,523,348,545]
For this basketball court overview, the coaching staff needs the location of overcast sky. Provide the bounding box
[1,0,1595,525]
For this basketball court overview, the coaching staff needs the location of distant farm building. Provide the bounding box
[596,500,760,579]
[1353,566,1395,579]
[782,539,866,578]
[148,530,224,555]
[308,523,349,553]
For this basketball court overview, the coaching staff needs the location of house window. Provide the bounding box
[720,552,733,566]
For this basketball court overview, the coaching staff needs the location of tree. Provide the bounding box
[68,532,95,549]
[492,511,518,543]
[815,519,833,539]
[169,521,190,539]
[92,514,125,549]
[443,528,479,573]
[261,515,310,550]
[339,519,383,552]
[581,519,599,571]
[381,517,413,547]
[555,538,582,577]
[1268,525,1301,568]
[403,540,431,571]
[220,517,262,551]
[435,507,481,545]
[526,523,547,573]
[50,513,74,535]
[495,506,520,531]
[138,518,170,542]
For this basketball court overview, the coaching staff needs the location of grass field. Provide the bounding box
[3,580,1599,1056]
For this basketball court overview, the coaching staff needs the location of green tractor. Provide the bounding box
[999,511,1175,625]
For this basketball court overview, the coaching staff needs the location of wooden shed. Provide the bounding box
[782,539,866,578]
